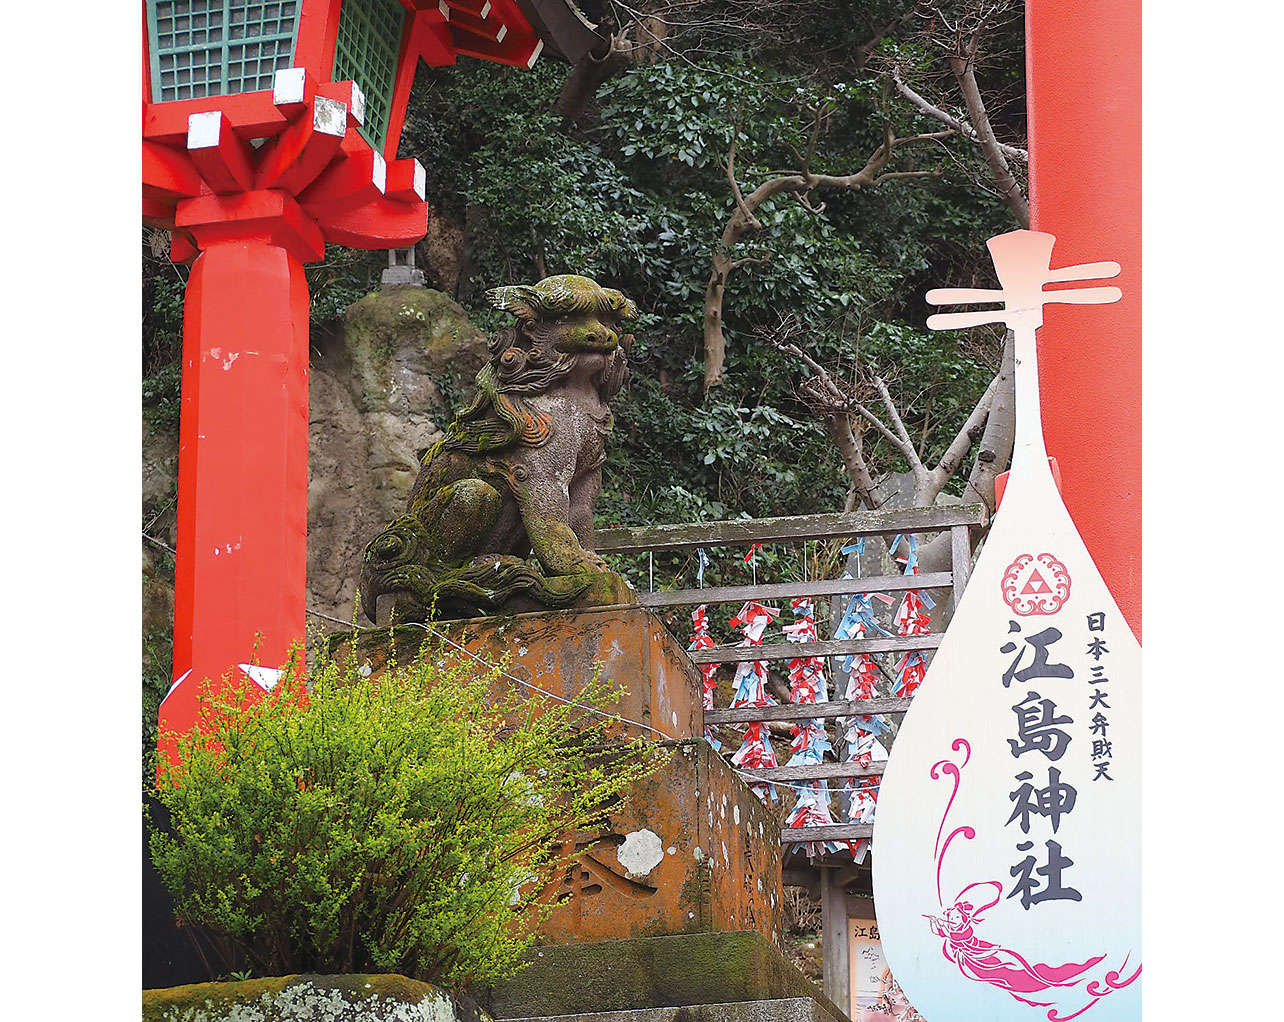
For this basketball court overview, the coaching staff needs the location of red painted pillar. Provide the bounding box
[158,191,321,765]
[1027,1,1142,638]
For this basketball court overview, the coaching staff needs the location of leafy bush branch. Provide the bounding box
[150,639,659,988]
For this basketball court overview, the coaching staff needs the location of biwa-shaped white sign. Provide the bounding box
[873,231,1141,1022]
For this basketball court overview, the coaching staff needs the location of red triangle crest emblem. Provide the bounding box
[1021,570,1053,595]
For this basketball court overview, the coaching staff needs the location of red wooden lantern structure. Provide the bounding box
[144,1,599,765]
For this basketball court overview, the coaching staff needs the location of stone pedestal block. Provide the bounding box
[333,605,703,742]
[330,607,782,947]
[534,738,782,947]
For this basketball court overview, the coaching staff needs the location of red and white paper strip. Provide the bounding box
[728,600,781,802]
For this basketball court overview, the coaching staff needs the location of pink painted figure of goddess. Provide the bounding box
[925,881,1105,1009]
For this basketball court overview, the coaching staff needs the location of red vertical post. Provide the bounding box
[1026,1,1143,638]
[159,192,320,765]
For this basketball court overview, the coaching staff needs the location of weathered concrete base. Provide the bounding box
[142,974,488,1022]
[503,997,841,1022]
[330,605,703,743]
[532,738,783,946]
[330,610,781,947]
[486,932,844,1022]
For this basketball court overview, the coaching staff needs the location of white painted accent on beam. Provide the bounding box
[496,23,507,43]
[480,2,492,17]
[349,82,367,125]
[314,97,348,137]
[273,66,306,106]
[438,1,450,19]
[526,38,544,69]
[372,152,387,194]
[187,110,224,150]
[161,669,193,703]
[413,159,426,200]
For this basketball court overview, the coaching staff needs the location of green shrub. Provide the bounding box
[149,638,658,988]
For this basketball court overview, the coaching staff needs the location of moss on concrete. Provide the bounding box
[485,931,842,1022]
[142,974,489,1022]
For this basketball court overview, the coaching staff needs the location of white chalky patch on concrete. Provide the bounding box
[616,828,664,879]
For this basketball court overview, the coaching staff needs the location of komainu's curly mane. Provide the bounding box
[440,275,637,454]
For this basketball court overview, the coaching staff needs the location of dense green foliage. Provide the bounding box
[150,641,657,987]
[395,48,1012,530]
[143,9,1021,531]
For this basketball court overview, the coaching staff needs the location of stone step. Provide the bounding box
[486,932,846,1022]
[505,996,843,1022]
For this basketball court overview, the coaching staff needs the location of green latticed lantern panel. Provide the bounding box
[331,0,406,153]
[148,1,300,103]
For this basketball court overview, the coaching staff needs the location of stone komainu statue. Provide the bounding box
[358,274,638,621]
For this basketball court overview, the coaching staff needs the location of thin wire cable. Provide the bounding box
[304,606,869,797]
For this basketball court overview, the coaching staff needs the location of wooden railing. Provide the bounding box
[595,503,985,849]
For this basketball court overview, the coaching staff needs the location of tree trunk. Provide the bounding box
[703,253,732,392]
[915,330,1016,574]
[556,39,629,124]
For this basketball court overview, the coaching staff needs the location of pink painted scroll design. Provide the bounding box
[925,740,1140,1019]
[1000,552,1072,615]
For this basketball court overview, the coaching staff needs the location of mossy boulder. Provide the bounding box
[339,288,489,415]
[308,288,490,623]
[142,974,489,1022]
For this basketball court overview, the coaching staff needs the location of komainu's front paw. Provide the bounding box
[574,569,637,608]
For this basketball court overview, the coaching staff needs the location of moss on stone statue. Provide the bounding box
[142,973,488,1022]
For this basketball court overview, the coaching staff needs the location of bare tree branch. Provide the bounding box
[914,330,1014,574]
[872,374,920,466]
[930,368,1000,489]
[890,66,1027,162]
[774,323,1014,553]
[703,119,946,392]
[773,339,882,510]
[947,51,1029,227]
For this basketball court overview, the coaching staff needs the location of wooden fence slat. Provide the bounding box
[704,696,912,725]
[637,572,953,609]
[951,524,972,611]
[688,634,942,664]
[782,823,873,843]
[594,505,987,554]
[737,760,887,782]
